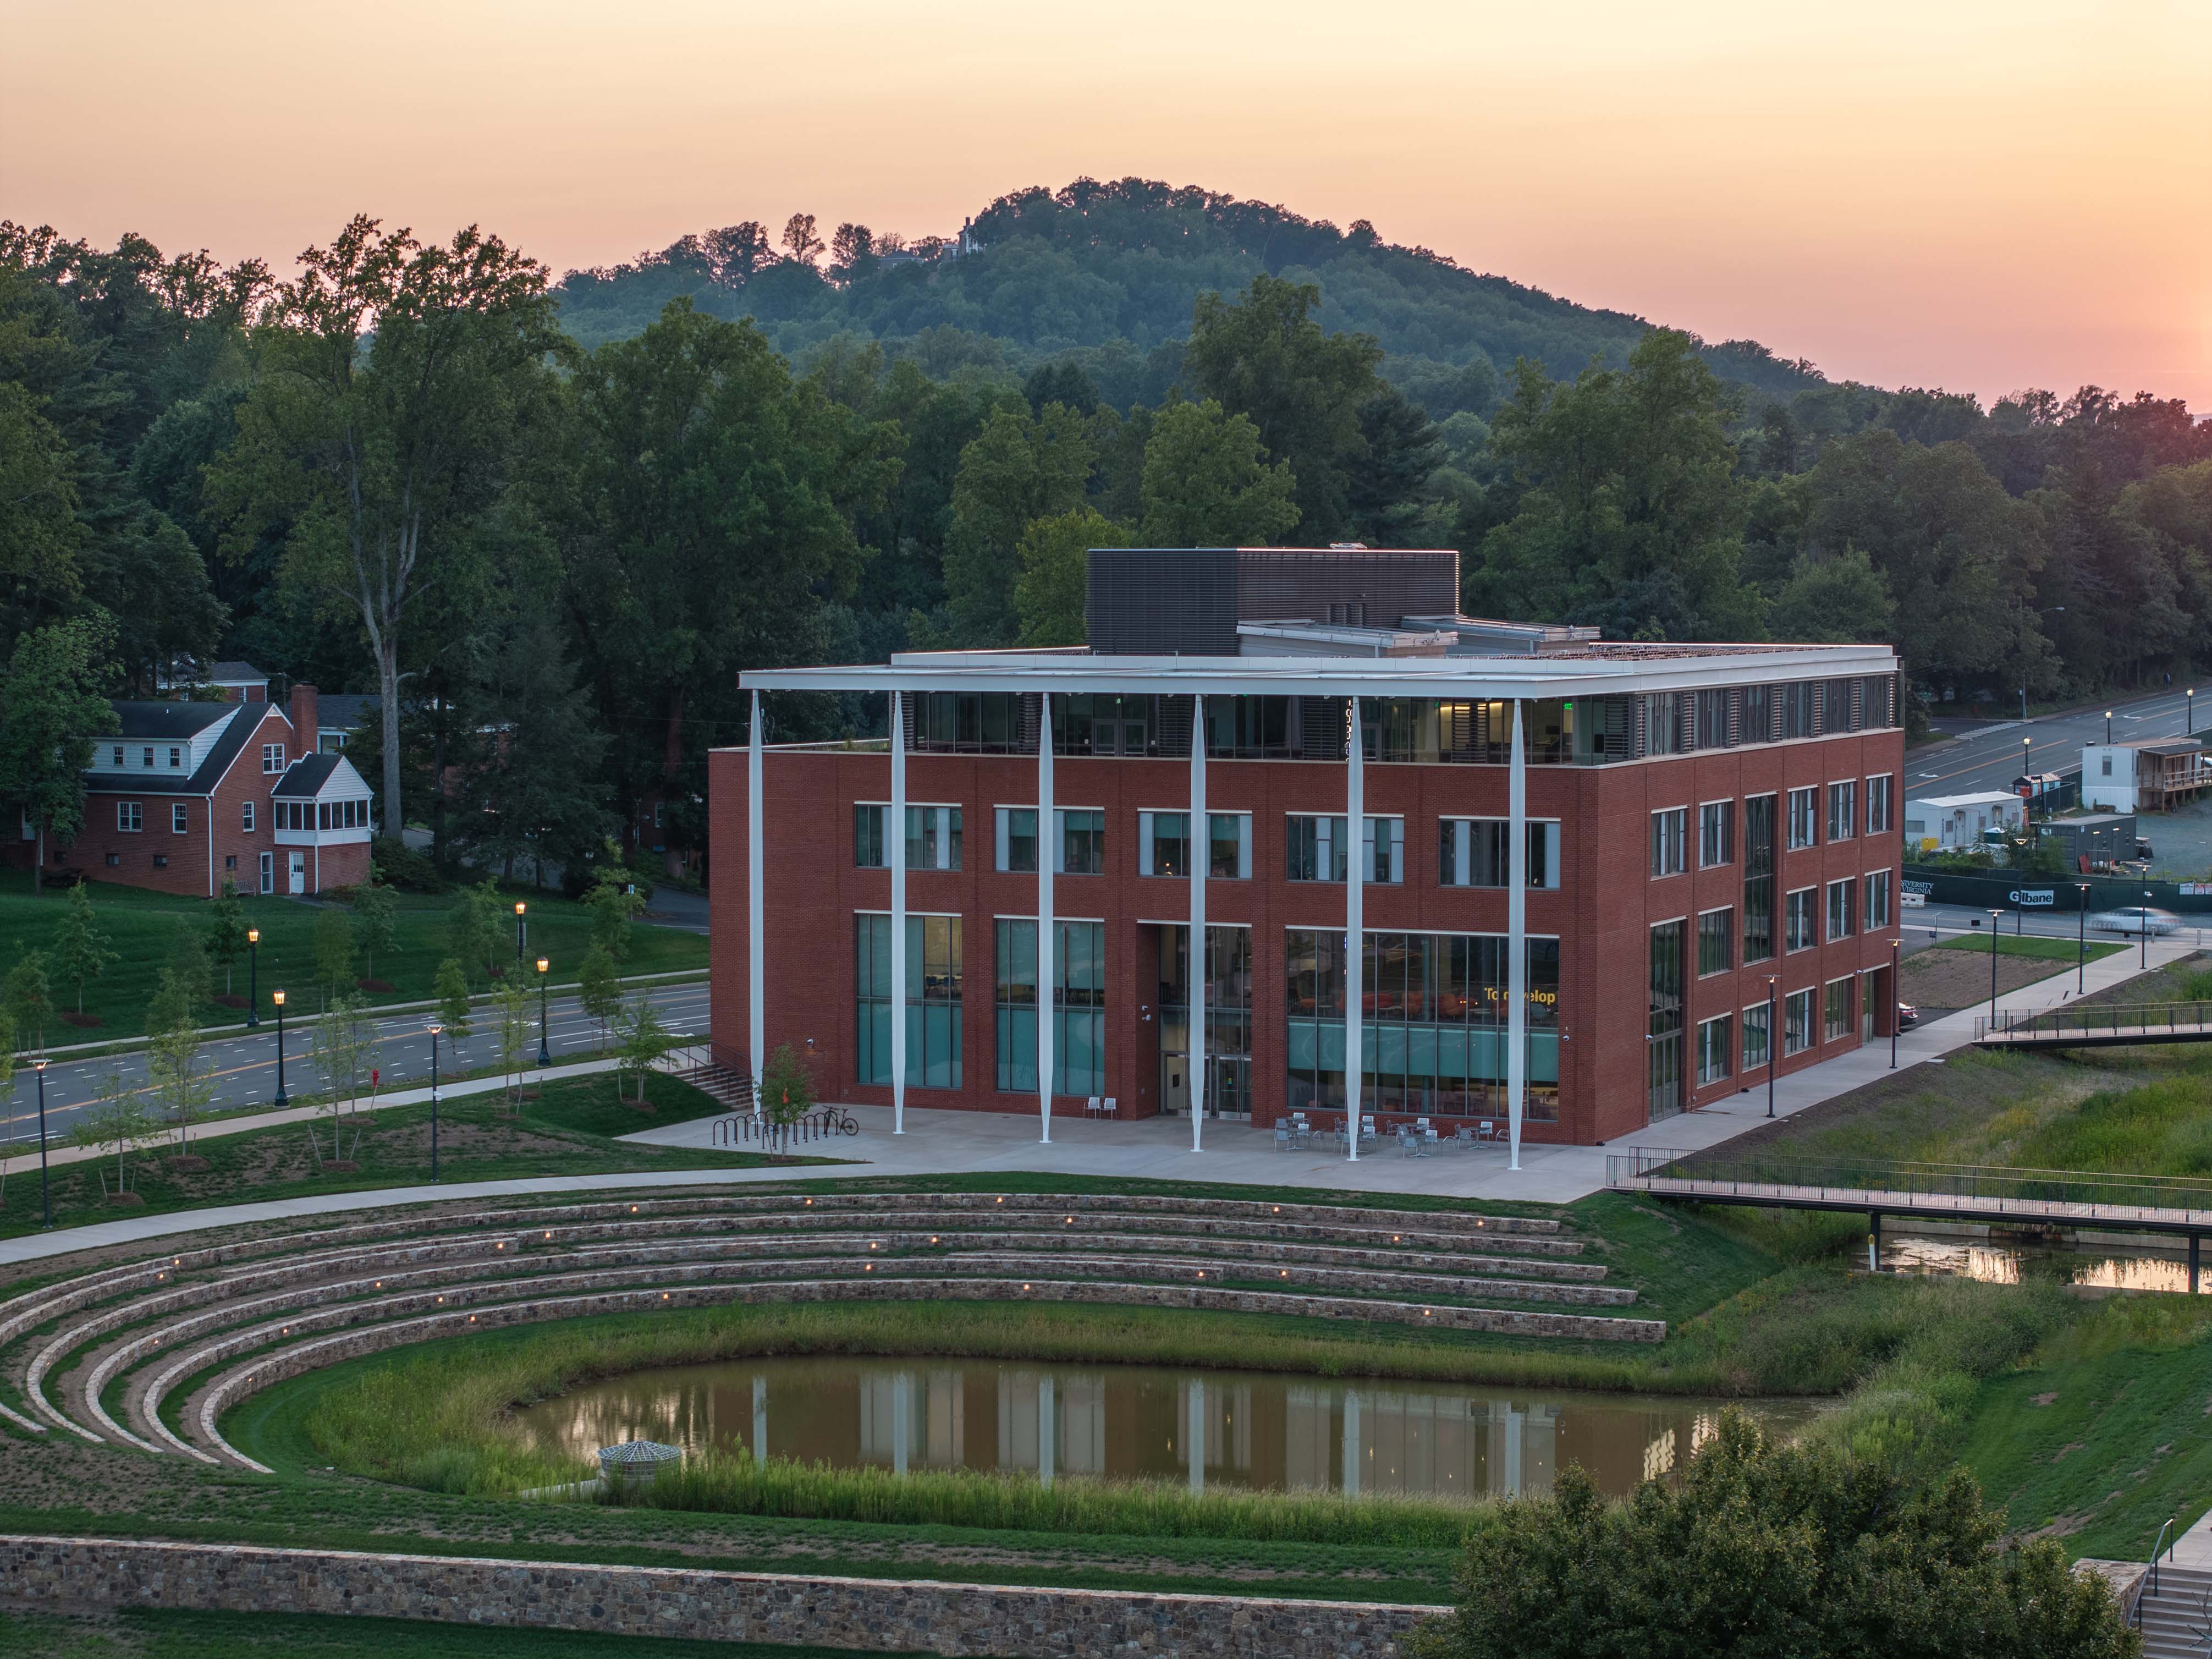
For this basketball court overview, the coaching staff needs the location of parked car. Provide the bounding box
[1896,1003,1920,1030]
[2087,906,2182,936]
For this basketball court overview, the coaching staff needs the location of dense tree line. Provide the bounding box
[2,193,2205,886]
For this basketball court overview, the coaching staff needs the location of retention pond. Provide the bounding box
[516,1356,1819,1501]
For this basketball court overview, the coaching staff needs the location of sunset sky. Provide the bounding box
[7,0,2208,409]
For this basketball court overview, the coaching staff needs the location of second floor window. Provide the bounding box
[1438,819,1560,888]
[1286,815,1347,882]
[854,805,962,871]
[1787,787,1818,850]
[1699,802,1733,867]
[168,746,183,769]
[1650,808,1686,877]
[1362,816,1405,884]
[1138,811,1251,879]
[1827,877,1856,942]
[1827,781,1857,842]
[242,800,255,833]
[262,743,285,773]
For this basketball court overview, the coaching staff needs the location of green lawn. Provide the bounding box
[0,1609,926,1659]
[0,871,707,1045]
[0,1072,820,1239]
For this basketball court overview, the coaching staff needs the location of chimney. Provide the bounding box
[289,683,319,756]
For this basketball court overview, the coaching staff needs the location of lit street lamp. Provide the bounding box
[536,955,552,1066]
[514,900,527,969]
[246,927,261,1027]
[272,989,288,1107]
[427,1020,443,1182]
[2105,710,2113,744]
[32,1057,51,1229]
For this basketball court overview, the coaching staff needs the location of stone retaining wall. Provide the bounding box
[0,1535,1442,1658]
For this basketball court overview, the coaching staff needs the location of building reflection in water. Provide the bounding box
[518,1357,1815,1501]
[1883,1232,2203,1295]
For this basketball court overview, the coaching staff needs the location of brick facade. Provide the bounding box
[709,726,1905,1147]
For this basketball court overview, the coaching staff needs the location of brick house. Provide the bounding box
[9,683,375,898]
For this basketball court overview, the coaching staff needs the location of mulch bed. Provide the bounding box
[58,1012,103,1028]
[355,978,395,993]
[213,994,247,1009]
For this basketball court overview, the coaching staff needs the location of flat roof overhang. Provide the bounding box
[739,644,1900,702]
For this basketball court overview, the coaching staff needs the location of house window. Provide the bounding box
[224,855,237,871]
[1697,908,1735,976]
[993,919,1105,1096]
[168,746,183,769]
[1438,819,1560,888]
[1785,888,1817,952]
[1696,1014,1733,1085]
[1698,802,1733,868]
[1787,787,1818,850]
[111,745,124,768]
[118,801,144,833]
[1826,781,1857,842]
[262,744,285,773]
[855,913,961,1087]
[1784,987,1814,1054]
[1866,774,1894,835]
[152,854,167,869]
[1865,870,1891,931]
[1140,811,1250,878]
[242,800,255,833]
[172,804,189,833]
[1826,877,1856,942]
[105,852,120,867]
[1287,815,1347,883]
[1824,977,1855,1042]
[1650,808,1687,878]
[1742,1001,1772,1070]
[1361,816,1405,884]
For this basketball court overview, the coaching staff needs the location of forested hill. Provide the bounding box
[552,177,1824,416]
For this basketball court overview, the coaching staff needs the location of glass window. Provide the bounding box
[1827,781,1857,842]
[1693,690,1727,750]
[905,806,961,871]
[1781,682,1814,739]
[1697,1014,1732,1084]
[1824,977,1854,1042]
[1646,693,1681,755]
[1140,811,1188,877]
[1787,787,1818,850]
[1362,817,1405,884]
[1865,869,1891,931]
[1650,808,1686,877]
[855,805,885,867]
[262,743,286,773]
[1742,1001,1772,1070]
[855,914,962,1088]
[1287,815,1347,882]
[1784,988,1814,1054]
[1866,774,1894,835]
[1439,820,1560,888]
[118,802,142,832]
[172,804,188,833]
[1699,802,1733,868]
[1826,877,1856,942]
[995,919,1105,1096]
[995,807,1037,873]
[1208,814,1252,879]
[1743,794,1775,965]
[1823,679,1854,733]
[112,745,124,767]
[1058,809,1105,875]
[1648,920,1685,1119]
[1697,908,1734,976]
[242,801,255,833]
[168,746,183,769]
[1785,888,1817,951]
[1741,685,1772,744]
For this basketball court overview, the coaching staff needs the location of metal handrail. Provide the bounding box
[2132,1517,2176,1628]
[1606,1148,2212,1219]
[1976,1001,2211,1042]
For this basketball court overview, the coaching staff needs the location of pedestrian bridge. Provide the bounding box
[1971,1001,2212,1051]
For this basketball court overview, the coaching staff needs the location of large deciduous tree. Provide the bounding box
[1137,397,1299,546]
[943,402,1092,645]
[208,217,566,838]
[0,616,115,884]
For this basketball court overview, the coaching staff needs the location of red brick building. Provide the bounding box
[711,548,1905,1152]
[9,682,374,898]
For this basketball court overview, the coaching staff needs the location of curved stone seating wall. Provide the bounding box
[0,1188,1657,1476]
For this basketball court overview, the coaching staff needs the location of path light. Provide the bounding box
[272,991,289,1107]
[535,955,551,1066]
[246,929,262,1028]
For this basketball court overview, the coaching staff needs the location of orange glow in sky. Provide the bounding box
[6,0,2208,408]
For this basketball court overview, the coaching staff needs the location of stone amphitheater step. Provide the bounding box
[2136,1564,2212,1659]
[0,1188,1654,1461]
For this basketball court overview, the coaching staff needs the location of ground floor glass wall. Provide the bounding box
[1158,924,1252,1118]
[855,914,963,1087]
[1284,930,1560,1121]
[993,919,1107,1096]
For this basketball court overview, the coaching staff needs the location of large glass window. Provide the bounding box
[1787,787,1818,849]
[1826,781,1857,843]
[994,919,1105,1097]
[1785,888,1817,952]
[1647,693,1682,756]
[1650,809,1686,877]
[1648,920,1685,1120]
[1693,690,1727,750]
[1060,809,1104,874]
[1284,929,1560,1122]
[1362,817,1405,884]
[1742,684,1773,744]
[1784,987,1814,1054]
[1781,682,1814,739]
[1826,877,1856,942]
[1139,811,1248,877]
[1286,815,1347,882]
[1823,679,1854,733]
[1824,977,1855,1042]
[914,691,1026,752]
[1742,1000,1772,1070]
[1743,794,1775,964]
[1161,924,1252,1119]
[855,914,962,1088]
[855,805,884,867]
[1696,1015,1732,1085]
[1699,802,1734,868]
[996,807,1038,873]
[1697,908,1734,976]
[1865,869,1892,931]
[1438,820,1560,888]
[853,805,961,870]
[1866,774,1894,835]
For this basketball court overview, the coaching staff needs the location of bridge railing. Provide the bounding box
[1608,1147,2212,1217]
[1973,1002,2211,1042]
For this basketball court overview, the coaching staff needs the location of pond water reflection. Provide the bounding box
[1882,1231,2204,1294]
[515,1356,1819,1501]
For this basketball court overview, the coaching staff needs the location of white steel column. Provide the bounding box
[747,689,765,1117]
[1506,699,1528,1171]
[890,690,908,1136]
[1038,694,1055,1143]
[1346,699,1364,1162]
[1188,694,1207,1154]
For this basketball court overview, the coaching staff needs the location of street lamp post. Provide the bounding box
[535,955,551,1065]
[1765,978,1779,1118]
[2143,889,2154,970]
[2076,883,2091,993]
[1988,910,2003,1024]
[1889,939,1902,1069]
[427,1021,442,1182]
[246,927,261,1027]
[32,1058,51,1229]
[2189,688,2196,737]
[2022,736,2033,824]
[2105,710,2113,745]
[514,900,527,969]
[272,989,288,1107]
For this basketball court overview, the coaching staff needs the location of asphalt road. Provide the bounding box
[1910,684,2206,799]
[0,980,710,1146]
